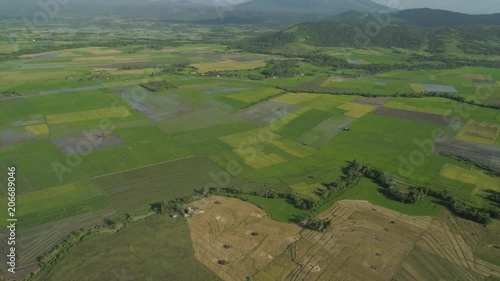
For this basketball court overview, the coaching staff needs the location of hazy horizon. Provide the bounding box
[371,0,500,14]
[196,0,500,14]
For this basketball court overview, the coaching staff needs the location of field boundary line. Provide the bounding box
[90,155,202,180]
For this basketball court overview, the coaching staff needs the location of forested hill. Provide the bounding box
[235,20,500,55]
[393,9,500,27]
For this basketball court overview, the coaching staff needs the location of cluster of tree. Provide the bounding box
[150,63,192,76]
[1,90,20,97]
[153,194,194,215]
[78,70,114,82]
[36,228,93,273]
[384,186,427,204]
[300,215,332,232]
[139,80,177,92]
[349,163,498,225]
[203,70,264,80]
[298,22,426,50]
[288,193,319,211]
[278,87,500,110]
[320,160,366,200]
[261,59,300,78]
[232,31,296,54]
[486,191,500,205]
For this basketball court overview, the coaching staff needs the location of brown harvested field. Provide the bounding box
[373,76,410,81]
[193,60,267,72]
[433,138,500,172]
[188,196,302,281]
[473,79,497,85]
[102,61,188,69]
[299,77,324,89]
[254,200,432,281]
[85,49,122,55]
[372,107,451,125]
[359,49,383,55]
[298,77,359,93]
[413,212,500,278]
[461,74,495,80]
[353,97,390,106]
[319,76,346,87]
[253,200,500,281]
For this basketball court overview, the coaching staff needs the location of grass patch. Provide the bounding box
[238,194,307,222]
[35,215,221,281]
[320,178,443,216]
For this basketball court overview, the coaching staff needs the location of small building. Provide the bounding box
[170,213,179,218]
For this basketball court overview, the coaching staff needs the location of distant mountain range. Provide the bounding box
[335,8,500,27]
[236,0,387,15]
[235,10,500,56]
[1,0,499,28]
[392,8,500,27]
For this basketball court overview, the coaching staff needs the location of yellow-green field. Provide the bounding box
[25,124,49,136]
[193,60,267,72]
[337,102,376,118]
[410,83,426,92]
[455,120,500,145]
[439,164,499,195]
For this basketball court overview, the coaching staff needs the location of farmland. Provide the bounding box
[0,13,498,281]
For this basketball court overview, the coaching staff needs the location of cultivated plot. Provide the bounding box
[189,196,302,281]
[51,131,126,155]
[455,120,500,146]
[236,101,300,127]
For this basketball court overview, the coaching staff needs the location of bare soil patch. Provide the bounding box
[372,107,451,125]
[433,139,500,172]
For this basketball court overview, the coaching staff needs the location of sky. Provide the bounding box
[371,0,500,14]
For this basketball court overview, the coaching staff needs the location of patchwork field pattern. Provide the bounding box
[220,129,306,169]
[433,139,500,172]
[455,120,500,146]
[439,164,499,195]
[93,156,226,215]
